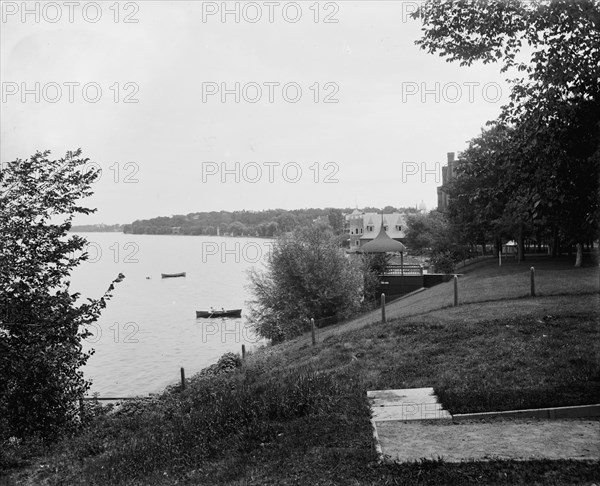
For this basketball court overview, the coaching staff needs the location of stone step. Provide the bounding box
[368,387,452,421]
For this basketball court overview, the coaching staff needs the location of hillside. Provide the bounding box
[3,256,599,485]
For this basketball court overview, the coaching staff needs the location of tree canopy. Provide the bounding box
[0,150,122,440]
[416,0,600,264]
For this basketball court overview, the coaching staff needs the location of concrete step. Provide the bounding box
[368,387,452,421]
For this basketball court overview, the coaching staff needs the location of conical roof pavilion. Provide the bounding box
[358,217,407,253]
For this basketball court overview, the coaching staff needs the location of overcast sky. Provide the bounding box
[1,1,511,224]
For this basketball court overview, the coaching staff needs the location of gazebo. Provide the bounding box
[357,216,408,274]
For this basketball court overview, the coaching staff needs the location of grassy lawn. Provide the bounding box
[314,254,599,340]
[2,257,599,485]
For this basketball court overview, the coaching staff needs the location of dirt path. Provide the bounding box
[375,418,600,463]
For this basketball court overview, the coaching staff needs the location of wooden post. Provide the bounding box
[180,367,185,391]
[241,344,246,359]
[381,293,386,323]
[453,275,458,307]
[499,250,502,267]
[530,267,536,297]
[311,318,316,345]
[401,252,404,276]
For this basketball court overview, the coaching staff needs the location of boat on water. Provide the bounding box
[161,272,186,278]
[196,309,242,319]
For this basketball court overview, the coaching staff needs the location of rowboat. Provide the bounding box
[161,272,186,278]
[196,309,242,319]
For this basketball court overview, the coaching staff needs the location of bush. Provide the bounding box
[247,225,368,342]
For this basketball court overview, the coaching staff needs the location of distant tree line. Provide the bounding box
[122,206,419,238]
[70,223,123,232]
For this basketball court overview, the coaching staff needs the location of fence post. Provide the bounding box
[241,344,246,360]
[530,266,536,297]
[381,293,386,323]
[453,275,458,307]
[311,318,316,345]
[180,367,185,391]
[499,251,502,267]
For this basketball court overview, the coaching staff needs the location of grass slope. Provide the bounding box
[2,257,599,485]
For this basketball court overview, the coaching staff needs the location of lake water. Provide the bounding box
[69,233,271,397]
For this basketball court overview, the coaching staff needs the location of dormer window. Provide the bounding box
[367,225,374,232]
[384,225,388,231]
[396,225,401,231]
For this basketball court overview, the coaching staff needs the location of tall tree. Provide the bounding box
[327,208,345,234]
[0,150,123,440]
[415,0,600,265]
[405,210,466,272]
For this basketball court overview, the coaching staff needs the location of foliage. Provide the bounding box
[361,252,390,276]
[0,150,123,441]
[446,125,525,249]
[191,352,243,380]
[405,211,467,272]
[326,208,345,234]
[247,225,367,342]
[415,0,600,264]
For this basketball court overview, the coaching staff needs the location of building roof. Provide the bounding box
[360,213,406,239]
[358,223,407,253]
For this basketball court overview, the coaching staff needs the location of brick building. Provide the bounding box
[437,152,457,211]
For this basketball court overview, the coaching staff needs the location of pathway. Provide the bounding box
[368,388,600,463]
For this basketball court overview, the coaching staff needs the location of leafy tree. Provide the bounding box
[415,0,600,266]
[405,211,467,272]
[247,225,366,342]
[274,213,298,233]
[0,149,123,441]
[327,208,345,234]
[228,221,247,236]
[446,125,527,256]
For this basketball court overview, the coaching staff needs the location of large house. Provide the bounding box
[345,209,407,250]
[437,152,457,211]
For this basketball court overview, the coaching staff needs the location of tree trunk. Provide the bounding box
[575,242,583,267]
[518,227,525,263]
[551,227,560,257]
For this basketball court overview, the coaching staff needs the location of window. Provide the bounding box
[384,225,388,231]
[396,225,401,231]
[367,225,374,232]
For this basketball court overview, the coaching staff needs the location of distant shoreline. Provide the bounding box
[69,230,273,239]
